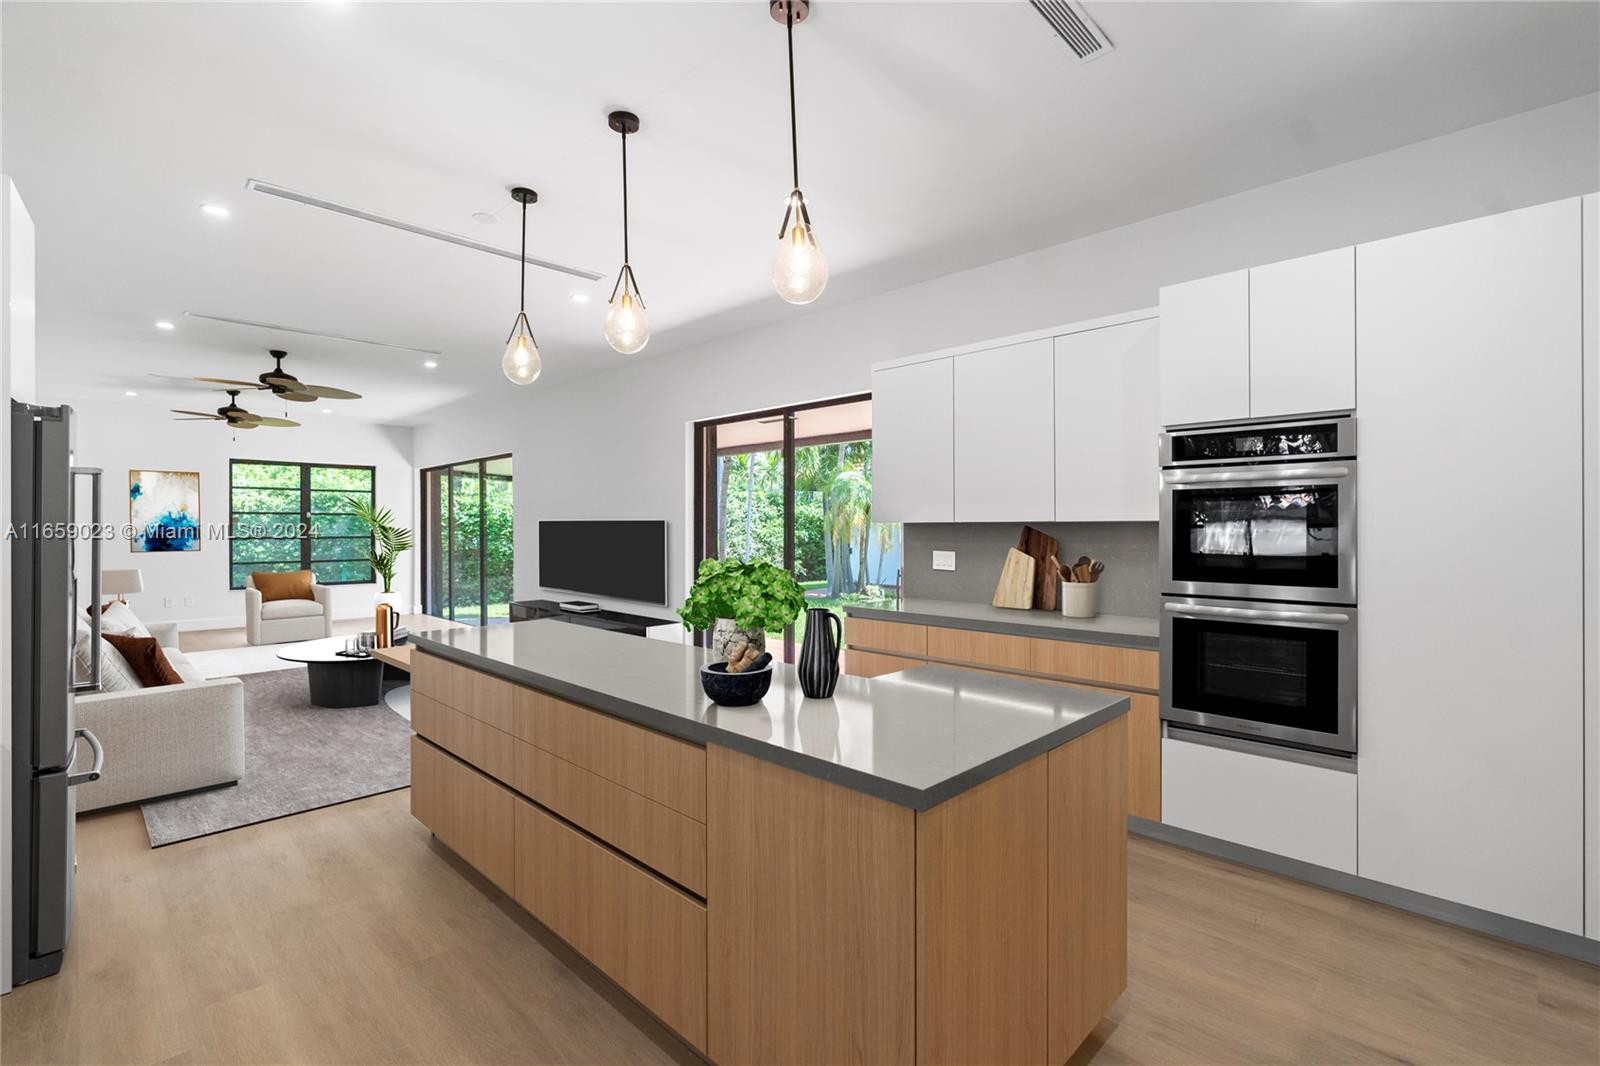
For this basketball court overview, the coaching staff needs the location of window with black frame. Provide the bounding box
[229,460,376,589]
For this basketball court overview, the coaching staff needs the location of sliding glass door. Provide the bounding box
[422,455,513,624]
[693,395,899,660]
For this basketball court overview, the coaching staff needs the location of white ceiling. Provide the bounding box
[5,1,1597,426]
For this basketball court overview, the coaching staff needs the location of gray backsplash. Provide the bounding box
[902,522,1160,618]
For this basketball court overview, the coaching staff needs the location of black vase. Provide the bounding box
[797,607,842,699]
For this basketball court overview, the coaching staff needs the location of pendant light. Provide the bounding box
[770,0,828,305]
[604,110,650,355]
[501,186,542,386]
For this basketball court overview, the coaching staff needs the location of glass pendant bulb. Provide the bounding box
[604,280,650,355]
[772,194,828,305]
[501,311,541,385]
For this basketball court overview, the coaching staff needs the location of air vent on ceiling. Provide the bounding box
[1029,0,1113,63]
[182,312,444,356]
[244,179,605,282]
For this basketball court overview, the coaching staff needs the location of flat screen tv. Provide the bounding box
[538,520,668,605]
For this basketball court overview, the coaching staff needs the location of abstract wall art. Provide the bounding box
[129,469,201,552]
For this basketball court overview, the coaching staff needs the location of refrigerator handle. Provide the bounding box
[66,727,105,787]
[71,467,104,694]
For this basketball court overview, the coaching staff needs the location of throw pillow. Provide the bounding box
[101,633,184,688]
[253,570,315,602]
[74,620,141,692]
[95,600,150,637]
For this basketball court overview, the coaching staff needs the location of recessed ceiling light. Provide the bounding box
[201,203,230,219]
[471,212,497,225]
[423,360,438,369]
[571,293,589,304]
[154,320,175,330]
[321,408,332,414]
[124,390,138,397]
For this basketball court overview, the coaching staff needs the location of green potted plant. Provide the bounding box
[347,498,414,611]
[679,558,806,662]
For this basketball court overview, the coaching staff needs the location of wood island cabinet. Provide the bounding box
[409,648,1129,1065]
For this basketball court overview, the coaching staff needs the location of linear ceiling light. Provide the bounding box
[244,178,604,281]
[182,311,444,355]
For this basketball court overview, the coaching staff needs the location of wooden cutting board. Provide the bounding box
[991,548,1036,610]
[1017,525,1060,612]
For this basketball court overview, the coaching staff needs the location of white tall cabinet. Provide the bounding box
[1054,316,1159,522]
[1157,269,1248,427]
[870,358,954,523]
[953,338,1054,522]
[1249,247,1355,419]
[1356,198,1585,934]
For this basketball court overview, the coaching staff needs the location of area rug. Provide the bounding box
[140,667,411,847]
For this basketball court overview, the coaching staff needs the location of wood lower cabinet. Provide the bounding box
[410,736,515,893]
[412,651,1129,1064]
[513,797,709,1052]
[845,619,1161,822]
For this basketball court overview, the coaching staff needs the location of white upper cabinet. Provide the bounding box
[1158,269,1249,427]
[1356,197,1584,934]
[870,358,954,523]
[953,338,1055,522]
[1055,318,1159,522]
[1249,247,1356,419]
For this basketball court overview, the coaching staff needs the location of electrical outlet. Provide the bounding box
[183,596,194,607]
[163,596,175,608]
[932,550,956,572]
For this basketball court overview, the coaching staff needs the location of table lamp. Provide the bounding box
[101,568,143,605]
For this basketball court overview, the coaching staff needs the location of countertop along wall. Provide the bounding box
[411,94,1600,616]
[46,400,417,630]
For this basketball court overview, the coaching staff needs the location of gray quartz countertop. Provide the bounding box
[409,620,1128,811]
[844,597,1159,650]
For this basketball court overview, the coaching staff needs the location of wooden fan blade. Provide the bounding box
[273,390,317,402]
[291,383,362,400]
[249,416,301,428]
[171,409,224,419]
[230,421,260,430]
[194,377,269,388]
[261,373,299,388]
[172,417,219,422]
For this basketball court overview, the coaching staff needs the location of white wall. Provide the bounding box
[46,401,416,630]
[413,93,1600,615]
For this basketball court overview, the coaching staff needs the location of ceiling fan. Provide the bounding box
[180,349,363,403]
[171,389,300,429]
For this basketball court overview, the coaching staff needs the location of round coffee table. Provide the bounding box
[276,636,386,708]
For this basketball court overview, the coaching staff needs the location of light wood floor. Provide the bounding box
[178,613,463,653]
[3,791,1596,1065]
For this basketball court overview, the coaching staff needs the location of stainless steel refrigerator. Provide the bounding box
[10,401,103,985]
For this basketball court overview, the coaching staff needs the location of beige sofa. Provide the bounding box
[74,619,245,813]
[245,573,334,645]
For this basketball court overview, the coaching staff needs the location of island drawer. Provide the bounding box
[410,736,516,894]
[515,743,707,896]
[411,692,518,788]
[846,617,927,657]
[412,652,516,735]
[512,688,706,823]
[513,797,708,1051]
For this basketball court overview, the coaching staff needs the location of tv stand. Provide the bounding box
[509,599,675,638]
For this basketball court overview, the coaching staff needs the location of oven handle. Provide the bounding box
[1163,602,1352,625]
[1163,464,1351,486]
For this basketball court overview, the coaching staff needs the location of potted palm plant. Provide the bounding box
[678,558,806,664]
[348,498,414,612]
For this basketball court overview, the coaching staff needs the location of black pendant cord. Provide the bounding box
[621,128,630,267]
[518,196,527,315]
[786,1,799,191]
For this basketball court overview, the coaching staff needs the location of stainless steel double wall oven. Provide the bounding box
[1159,416,1357,755]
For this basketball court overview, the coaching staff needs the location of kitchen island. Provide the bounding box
[408,620,1130,1065]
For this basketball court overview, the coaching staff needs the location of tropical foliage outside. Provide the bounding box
[714,438,899,644]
